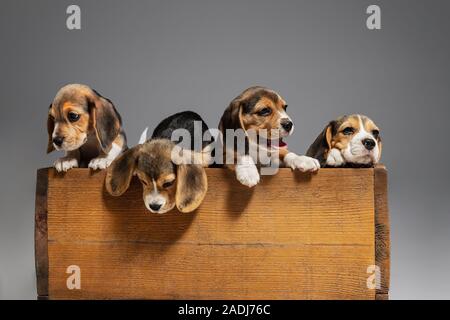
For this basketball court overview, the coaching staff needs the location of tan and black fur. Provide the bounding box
[105,139,208,214]
[218,86,320,187]
[106,111,211,214]
[306,114,382,167]
[47,84,127,172]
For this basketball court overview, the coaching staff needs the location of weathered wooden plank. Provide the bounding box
[49,243,374,300]
[376,293,389,300]
[374,165,390,298]
[46,169,374,245]
[35,168,49,299]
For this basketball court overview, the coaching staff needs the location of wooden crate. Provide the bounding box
[35,166,390,300]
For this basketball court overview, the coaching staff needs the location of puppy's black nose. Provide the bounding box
[52,136,64,147]
[149,203,162,212]
[363,138,376,150]
[281,121,293,132]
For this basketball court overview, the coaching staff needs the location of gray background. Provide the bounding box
[0,0,449,299]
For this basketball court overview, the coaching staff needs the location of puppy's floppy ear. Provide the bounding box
[218,99,244,132]
[306,121,334,165]
[219,98,249,155]
[105,145,141,196]
[47,104,55,154]
[377,136,383,163]
[175,164,208,213]
[88,90,121,153]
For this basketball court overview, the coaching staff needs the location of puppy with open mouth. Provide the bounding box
[47,84,127,172]
[219,86,320,187]
[105,111,211,214]
[306,114,382,167]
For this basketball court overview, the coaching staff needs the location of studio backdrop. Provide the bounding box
[0,0,449,299]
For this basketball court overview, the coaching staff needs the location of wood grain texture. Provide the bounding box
[35,168,49,298]
[374,165,390,298]
[376,293,389,300]
[35,167,388,300]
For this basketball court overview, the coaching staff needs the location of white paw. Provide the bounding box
[88,157,113,170]
[236,156,260,187]
[326,148,345,167]
[285,153,320,172]
[54,157,78,172]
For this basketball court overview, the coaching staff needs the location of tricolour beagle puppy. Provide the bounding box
[47,84,127,172]
[306,114,382,167]
[105,111,210,214]
[218,86,320,187]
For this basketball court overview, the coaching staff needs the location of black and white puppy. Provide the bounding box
[306,114,382,167]
[106,111,211,214]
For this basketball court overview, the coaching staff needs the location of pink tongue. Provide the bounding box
[266,139,287,148]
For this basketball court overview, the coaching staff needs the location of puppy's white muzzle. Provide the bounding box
[143,190,175,214]
[344,136,380,165]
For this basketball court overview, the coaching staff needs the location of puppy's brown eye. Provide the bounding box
[258,107,272,116]
[343,127,355,135]
[372,130,380,138]
[163,181,174,189]
[68,112,80,122]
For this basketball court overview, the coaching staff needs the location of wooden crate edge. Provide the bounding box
[374,165,390,298]
[375,293,389,300]
[35,168,49,299]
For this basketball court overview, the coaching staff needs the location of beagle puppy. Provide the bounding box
[306,114,382,167]
[47,84,127,172]
[218,86,320,187]
[105,111,210,214]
